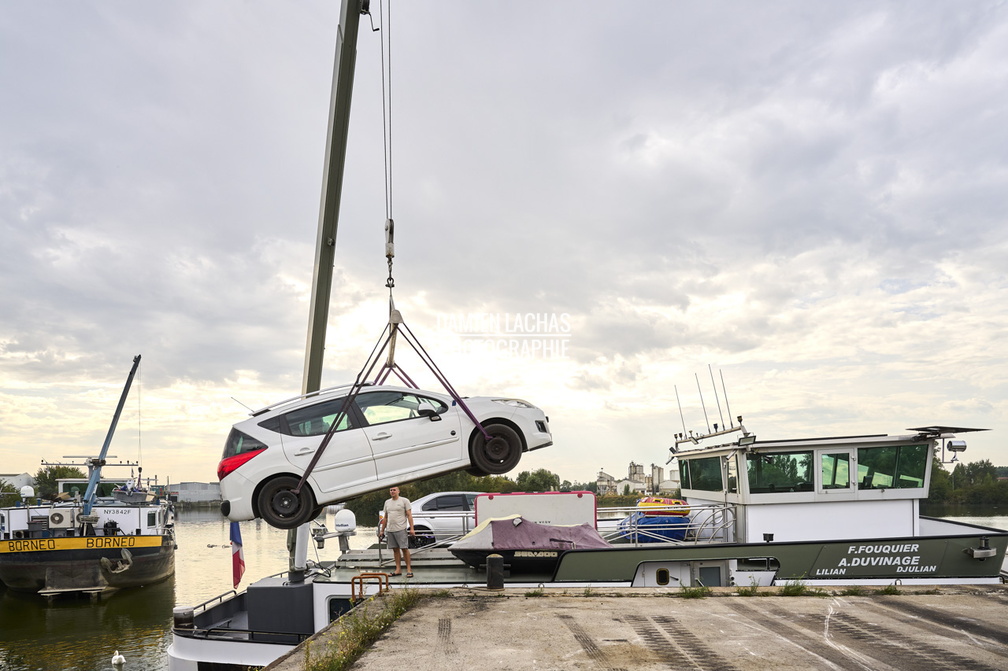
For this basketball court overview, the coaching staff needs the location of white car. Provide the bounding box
[385,491,483,547]
[218,384,551,529]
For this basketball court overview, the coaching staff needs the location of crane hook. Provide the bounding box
[385,218,395,289]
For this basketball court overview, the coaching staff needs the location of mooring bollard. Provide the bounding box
[173,606,195,629]
[486,553,504,590]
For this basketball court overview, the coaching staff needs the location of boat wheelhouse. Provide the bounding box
[666,424,1006,585]
[679,425,947,543]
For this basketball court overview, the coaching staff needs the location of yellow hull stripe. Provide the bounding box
[0,536,165,553]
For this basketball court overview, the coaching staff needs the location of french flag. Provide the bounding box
[230,522,245,588]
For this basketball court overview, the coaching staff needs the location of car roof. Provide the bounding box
[249,383,456,417]
[413,491,484,503]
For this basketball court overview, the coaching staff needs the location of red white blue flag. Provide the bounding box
[230,522,245,588]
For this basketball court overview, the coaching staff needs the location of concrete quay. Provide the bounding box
[268,584,1008,670]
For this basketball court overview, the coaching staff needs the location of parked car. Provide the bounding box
[378,491,483,548]
[217,384,552,529]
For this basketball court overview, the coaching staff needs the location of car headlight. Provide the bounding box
[492,398,536,409]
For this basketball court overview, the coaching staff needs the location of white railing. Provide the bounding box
[399,502,737,551]
[596,503,736,546]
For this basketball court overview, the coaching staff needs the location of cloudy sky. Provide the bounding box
[2,1,1007,489]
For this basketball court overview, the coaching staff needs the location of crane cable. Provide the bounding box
[291,1,499,500]
[375,0,403,373]
[378,0,396,300]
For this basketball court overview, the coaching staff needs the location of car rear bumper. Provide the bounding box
[219,473,256,521]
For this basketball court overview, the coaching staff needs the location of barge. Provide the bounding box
[168,424,1007,670]
[0,355,176,599]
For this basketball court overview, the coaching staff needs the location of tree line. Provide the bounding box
[927,459,1008,505]
[7,458,1002,515]
[0,465,619,513]
[0,465,87,506]
[339,468,607,526]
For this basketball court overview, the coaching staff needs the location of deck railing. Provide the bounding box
[596,503,737,545]
[398,502,738,552]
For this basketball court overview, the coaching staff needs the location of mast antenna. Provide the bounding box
[695,373,711,433]
[708,364,725,430]
[720,369,734,428]
[675,385,687,436]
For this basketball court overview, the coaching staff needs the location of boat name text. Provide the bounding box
[0,536,162,553]
[811,542,940,576]
[847,544,919,554]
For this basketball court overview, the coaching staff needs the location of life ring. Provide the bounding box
[636,497,689,517]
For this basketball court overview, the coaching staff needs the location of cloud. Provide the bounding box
[2,1,1007,484]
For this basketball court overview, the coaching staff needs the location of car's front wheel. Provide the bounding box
[410,528,436,549]
[256,475,317,530]
[469,423,522,475]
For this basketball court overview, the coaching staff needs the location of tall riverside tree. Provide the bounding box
[33,465,86,499]
[514,468,561,492]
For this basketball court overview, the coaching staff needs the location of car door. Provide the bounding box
[355,390,464,482]
[442,492,478,537]
[269,396,377,499]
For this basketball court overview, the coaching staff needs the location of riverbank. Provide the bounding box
[267,583,1008,670]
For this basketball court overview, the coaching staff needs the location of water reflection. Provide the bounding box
[0,577,174,671]
[0,508,375,671]
[920,504,1008,525]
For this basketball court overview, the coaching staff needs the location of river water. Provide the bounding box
[0,509,377,671]
[1,508,1005,671]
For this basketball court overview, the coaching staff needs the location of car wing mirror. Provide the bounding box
[417,403,441,421]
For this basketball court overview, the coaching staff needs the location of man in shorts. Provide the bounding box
[379,486,415,577]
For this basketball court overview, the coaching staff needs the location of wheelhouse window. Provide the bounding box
[681,456,724,492]
[726,454,739,494]
[748,451,813,493]
[260,398,353,437]
[857,444,928,489]
[355,391,448,426]
[821,452,852,490]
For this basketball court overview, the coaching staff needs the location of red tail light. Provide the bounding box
[217,448,266,481]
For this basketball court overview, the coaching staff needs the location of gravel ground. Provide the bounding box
[268,584,1008,671]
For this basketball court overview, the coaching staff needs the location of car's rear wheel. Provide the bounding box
[470,423,522,475]
[256,475,317,530]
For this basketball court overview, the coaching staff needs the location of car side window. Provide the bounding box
[433,494,465,511]
[260,398,353,437]
[465,493,478,510]
[356,391,447,426]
